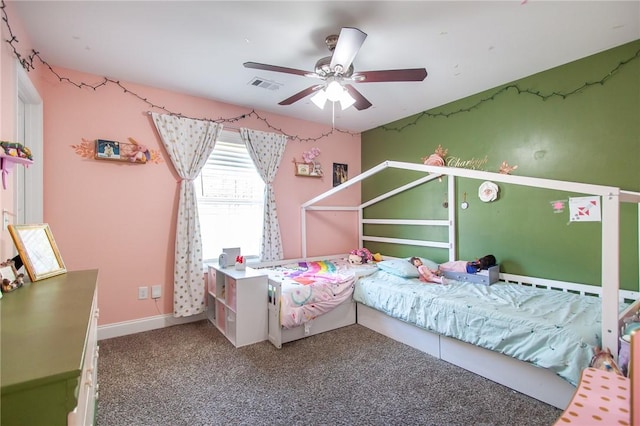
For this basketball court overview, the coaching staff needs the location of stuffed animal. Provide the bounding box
[590,346,624,376]
[129,144,149,163]
[349,248,373,264]
[127,137,150,163]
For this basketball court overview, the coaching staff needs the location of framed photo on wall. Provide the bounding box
[333,163,348,187]
[295,162,311,176]
[95,139,121,160]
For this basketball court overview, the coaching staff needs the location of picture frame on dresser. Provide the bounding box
[0,260,20,293]
[0,261,17,282]
[7,223,67,282]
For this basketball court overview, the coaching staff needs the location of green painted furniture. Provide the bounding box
[1,269,99,426]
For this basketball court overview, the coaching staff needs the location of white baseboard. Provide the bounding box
[98,312,206,341]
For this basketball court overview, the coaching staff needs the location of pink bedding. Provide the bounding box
[263,259,377,329]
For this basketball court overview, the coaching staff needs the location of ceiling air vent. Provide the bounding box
[248,77,282,91]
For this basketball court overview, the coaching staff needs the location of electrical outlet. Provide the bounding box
[151,285,161,299]
[138,286,148,300]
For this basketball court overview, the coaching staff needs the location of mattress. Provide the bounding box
[261,259,377,329]
[353,269,626,386]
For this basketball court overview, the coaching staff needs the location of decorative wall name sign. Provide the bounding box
[445,155,489,170]
[422,146,518,175]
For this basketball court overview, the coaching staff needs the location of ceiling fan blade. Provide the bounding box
[278,85,323,105]
[244,62,312,77]
[343,84,372,110]
[329,27,367,74]
[354,68,428,83]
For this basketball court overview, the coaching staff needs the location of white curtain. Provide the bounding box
[151,113,222,317]
[240,128,287,261]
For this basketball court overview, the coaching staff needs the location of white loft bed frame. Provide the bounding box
[300,160,640,408]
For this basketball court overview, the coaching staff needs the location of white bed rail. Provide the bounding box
[501,272,640,340]
[500,272,640,302]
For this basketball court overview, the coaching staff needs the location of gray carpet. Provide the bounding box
[97,320,562,425]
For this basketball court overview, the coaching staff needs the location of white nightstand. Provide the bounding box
[206,264,268,347]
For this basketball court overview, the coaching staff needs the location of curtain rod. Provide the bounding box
[145,111,240,132]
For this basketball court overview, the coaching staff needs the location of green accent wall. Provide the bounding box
[361,40,640,290]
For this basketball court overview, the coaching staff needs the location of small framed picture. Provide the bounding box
[0,260,20,293]
[333,163,348,187]
[0,261,17,283]
[295,162,311,176]
[95,139,121,160]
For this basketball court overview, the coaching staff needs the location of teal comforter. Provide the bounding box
[353,270,619,386]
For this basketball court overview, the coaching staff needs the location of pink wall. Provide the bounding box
[34,68,361,325]
[0,3,361,324]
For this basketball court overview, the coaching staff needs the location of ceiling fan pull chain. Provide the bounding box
[332,101,336,129]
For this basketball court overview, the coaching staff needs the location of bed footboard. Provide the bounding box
[267,278,357,349]
[268,279,283,348]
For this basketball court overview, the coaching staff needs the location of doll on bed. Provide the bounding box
[439,255,497,274]
[409,257,446,284]
[410,255,497,284]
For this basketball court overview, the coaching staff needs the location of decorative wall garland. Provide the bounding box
[0,1,355,143]
[380,47,640,133]
[2,1,639,141]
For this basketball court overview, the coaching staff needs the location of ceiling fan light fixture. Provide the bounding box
[339,90,356,110]
[310,89,328,109]
[325,79,344,102]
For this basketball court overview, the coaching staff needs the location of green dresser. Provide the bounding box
[1,269,99,426]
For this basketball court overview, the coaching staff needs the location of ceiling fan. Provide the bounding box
[244,27,427,111]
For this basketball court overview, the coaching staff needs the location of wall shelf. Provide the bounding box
[0,155,33,189]
[293,161,323,177]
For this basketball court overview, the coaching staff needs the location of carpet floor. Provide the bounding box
[97,320,562,425]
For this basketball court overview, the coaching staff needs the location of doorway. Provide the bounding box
[15,60,43,224]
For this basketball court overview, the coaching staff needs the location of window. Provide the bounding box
[196,131,265,261]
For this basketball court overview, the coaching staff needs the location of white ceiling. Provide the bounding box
[10,1,640,132]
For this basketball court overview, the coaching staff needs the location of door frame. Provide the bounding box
[15,59,43,224]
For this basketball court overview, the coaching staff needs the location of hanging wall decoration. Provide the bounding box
[550,200,566,214]
[333,163,348,187]
[478,181,499,202]
[499,161,519,174]
[421,145,447,168]
[569,196,601,222]
[461,192,469,209]
[294,147,323,177]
